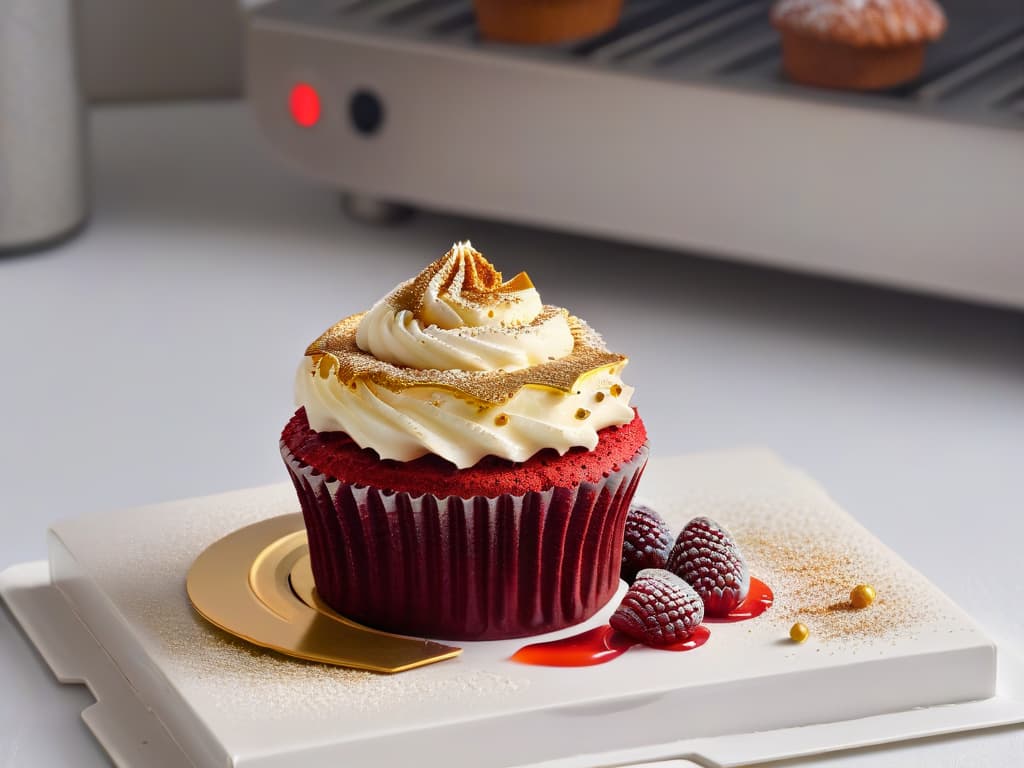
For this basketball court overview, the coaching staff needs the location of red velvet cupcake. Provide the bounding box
[282,242,647,640]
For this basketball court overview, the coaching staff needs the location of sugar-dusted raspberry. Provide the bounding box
[621,504,673,583]
[610,569,705,647]
[666,516,749,617]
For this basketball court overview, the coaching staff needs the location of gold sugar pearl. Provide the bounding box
[494,413,509,426]
[575,408,590,420]
[595,391,606,403]
[790,622,810,643]
[610,384,623,397]
[850,584,876,609]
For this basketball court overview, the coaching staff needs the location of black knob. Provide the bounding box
[349,90,384,136]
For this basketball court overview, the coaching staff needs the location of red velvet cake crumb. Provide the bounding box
[281,407,647,498]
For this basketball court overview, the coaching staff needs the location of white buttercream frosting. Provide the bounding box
[296,242,636,468]
[356,292,573,373]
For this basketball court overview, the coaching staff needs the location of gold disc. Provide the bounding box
[186,514,462,673]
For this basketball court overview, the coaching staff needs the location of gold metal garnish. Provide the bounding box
[610,384,623,397]
[494,413,509,426]
[186,515,462,673]
[306,313,625,406]
[575,408,590,420]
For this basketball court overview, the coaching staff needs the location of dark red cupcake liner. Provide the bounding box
[281,441,648,641]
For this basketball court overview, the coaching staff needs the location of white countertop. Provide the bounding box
[1,101,1022,767]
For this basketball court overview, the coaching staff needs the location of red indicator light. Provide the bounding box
[289,83,321,127]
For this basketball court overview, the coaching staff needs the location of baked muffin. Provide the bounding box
[282,242,648,640]
[473,0,624,44]
[771,0,947,90]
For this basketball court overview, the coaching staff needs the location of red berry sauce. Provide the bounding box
[511,577,772,667]
[511,624,711,667]
[703,577,774,623]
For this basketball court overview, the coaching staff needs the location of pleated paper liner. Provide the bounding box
[283,441,648,641]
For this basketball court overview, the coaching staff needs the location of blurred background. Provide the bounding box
[78,0,245,101]
[1,0,1023,766]
[67,0,1024,306]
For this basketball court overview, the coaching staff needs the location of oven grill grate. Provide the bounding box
[270,0,1024,126]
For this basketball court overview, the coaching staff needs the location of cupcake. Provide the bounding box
[282,242,648,640]
[771,0,947,91]
[473,0,624,45]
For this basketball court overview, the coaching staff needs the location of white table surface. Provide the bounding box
[1,101,1022,767]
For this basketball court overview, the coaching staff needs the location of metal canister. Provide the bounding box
[0,0,88,252]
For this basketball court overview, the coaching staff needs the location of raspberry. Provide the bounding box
[610,569,705,647]
[621,504,673,583]
[666,516,749,617]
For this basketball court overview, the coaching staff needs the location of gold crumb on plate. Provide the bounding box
[186,514,461,673]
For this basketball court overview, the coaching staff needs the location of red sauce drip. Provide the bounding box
[511,623,711,667]
[509,577,773,667]
[659,623,711,652]
[703,577,774,623]
[510,626,632,667]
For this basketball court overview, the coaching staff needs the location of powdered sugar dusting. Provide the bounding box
[771,0,946,46]
[639,452,977,652]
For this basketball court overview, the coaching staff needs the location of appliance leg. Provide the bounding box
[341,193,415,225]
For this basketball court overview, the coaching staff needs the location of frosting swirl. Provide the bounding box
[356,242,574,371]
[296,242,636,468]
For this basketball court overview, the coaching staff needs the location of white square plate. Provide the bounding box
[3,451,1023,767]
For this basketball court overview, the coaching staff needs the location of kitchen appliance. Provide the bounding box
[246,0,1024,308]
[0,0,88,252]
